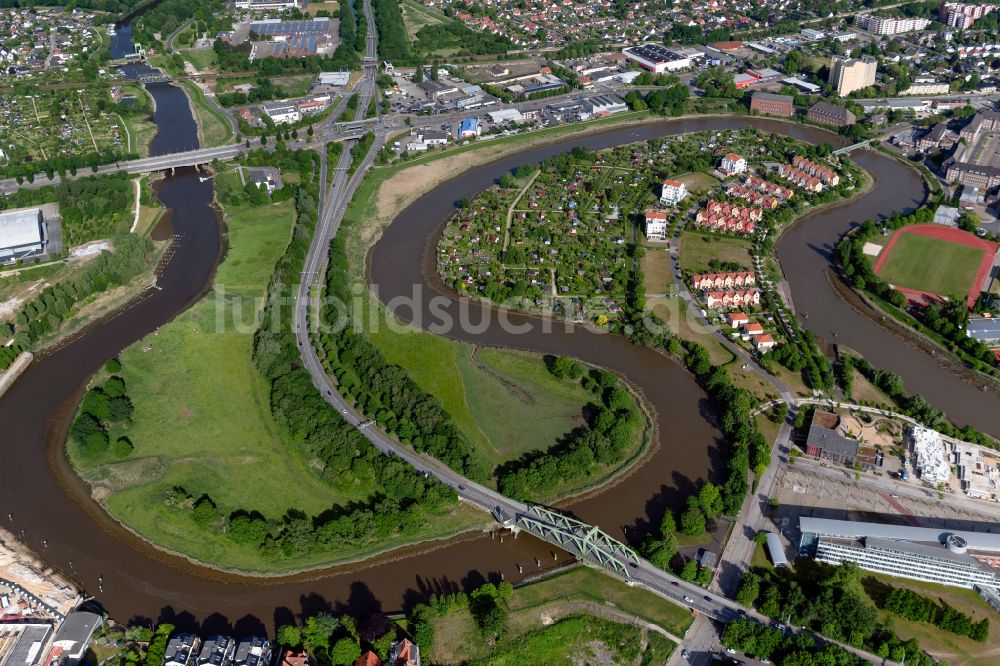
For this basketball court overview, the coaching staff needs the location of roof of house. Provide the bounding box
[51,611,102,658]
[968,317,1000,339]
[807,420,859,458]
[354,652,381,666]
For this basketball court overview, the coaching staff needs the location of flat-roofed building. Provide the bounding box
[316,71,349,87]
[197,636,234,666]
[799,516,1000,588]
[249,18,330,38]
[828,55,876,96]
[261,101,300,125]
[0,622,54,666]
[855,14,931,35]
[233,638,271,666]
[751,92,794,117]
[967,317,1000,344]
[621,44,692,73]
[49,611,102,666]
[0,207,46,263]
[163,634,199,666]
[660,179,687,206]
[805,410,860,465]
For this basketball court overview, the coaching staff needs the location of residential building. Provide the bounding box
[967,317,1000,344]
[704,290,761,309]
[799,516,1000,589]
[901,81,950,95]
[621,44,691,73]
[233,638,271,666]
[754,333,776,352]
[828,56,876,96]
[720,152,747,176]
[727,312,750,328]
[644,210,668,241]
[742,176,794,200]
[779,164,823,192]
[354,653,380,666]
[49,611,103,666]
[695,199,761,235]
[234,0,299,9]
[197,637,234,666]
[750,92,794,117]
[807,101,856,127]
[791,156,839,185]
[691,272,756,290]
[387,639,420,666]
[854,14,931,35]
[916,121,958,151]
[0,622,54,666]
[280,653,308,666]
[659,179,687,205]
[804,411,860,465]
[164,635,199,666]
[940,3,996,29]
[0,206,47,263]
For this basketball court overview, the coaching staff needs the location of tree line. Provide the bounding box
[732,562,936,664]
[244,148,462,559]
[882,586,989,642]
[69,357,135,459]
[495,364,643,501]
[0,233,152,370]
[1,171,135,247]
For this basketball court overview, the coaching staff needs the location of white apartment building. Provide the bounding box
[660,179,688,206]
[644,210,668,241]
[855,13,931,35]
[720,152,747,176]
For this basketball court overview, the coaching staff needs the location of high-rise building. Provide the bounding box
[940,2,996,29]
[828,56,877,96]
[854,13,931,35]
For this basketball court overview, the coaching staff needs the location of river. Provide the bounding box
[1,89,995,628]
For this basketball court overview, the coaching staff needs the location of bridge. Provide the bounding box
[123,145,242,173]
[833,139,871,156]
[138,73,172,84]
[498,504,640,578]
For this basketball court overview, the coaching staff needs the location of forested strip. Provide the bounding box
[0,232,153,370]
[372,0,410,62]
[882,587,989,642]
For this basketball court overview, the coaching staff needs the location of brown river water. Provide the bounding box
[5,113,995,632]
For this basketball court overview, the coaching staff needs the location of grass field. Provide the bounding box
[306,0,339,15]
[679,230,754,273]
[678,171,720,194]
[876,233,984,299]
[181,82,233,147]
[181,49,218,73]
[428,567,687,664]
[73,195,484,572]
[401,0,447,39]
[860,573,1000,666]
[641,246,674,294]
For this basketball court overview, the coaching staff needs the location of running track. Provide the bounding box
[873,224,999,309]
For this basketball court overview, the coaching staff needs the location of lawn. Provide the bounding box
[860,573,1000,666]
[428,567,686,664]
[181,48,217,73]
[876,233,984,299]
[641,246,674,295]
[306,0,339,15]
[74,196,484,572]
[678,171,720,194]
[401,0,446,39]
[181,82,233,147]
[679,230,754,273]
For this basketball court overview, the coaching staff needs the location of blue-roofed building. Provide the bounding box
[456,118,479,139]
[967,317,1000,345]
[250,18,330,37]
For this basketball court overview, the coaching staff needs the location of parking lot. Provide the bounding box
[768,462,1000,560]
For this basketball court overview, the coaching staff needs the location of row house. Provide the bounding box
[791,156,839,185]
[695,214,755,235]
[703,199,762,223]
[727,183,780,210]
[744,175,794,200]
[691,271,756,290]
[704,289,761,309]
[778,164,823,192]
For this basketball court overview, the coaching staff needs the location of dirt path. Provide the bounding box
[469,345,535,406]
[503,169,540,253]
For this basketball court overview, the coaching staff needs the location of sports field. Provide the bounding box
[874,225,997,307]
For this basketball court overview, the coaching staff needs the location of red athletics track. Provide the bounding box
[872,223,999,309]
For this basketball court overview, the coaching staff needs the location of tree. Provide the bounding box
[105,357,122,373]
[735,572,761,606]
[680,495,706,536]
[112,436,134,459]
[328,637,359,666]
[698,482,724,519]
[679,558,698,581]
[191,496,219,527]
[302,613,340,652]
[276,625,301,648]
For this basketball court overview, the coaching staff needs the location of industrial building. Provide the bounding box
[799,517,1000,589]
[234,0,299,9]
[49,611,102,666]
[806,101,856,127]
[316,72,349,87]
[0,207,48,264]
[967,317,1000,344]
[621,44,692,73]
[581,95,627,117]
[828,55,877,96]
[249,18,331,38]
[750,92,794,117]
[0,622,54,666]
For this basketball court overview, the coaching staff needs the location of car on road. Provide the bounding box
[671,581,679,586]
[726,648,737,654]
[681,649,690,660]
[703,595,712,601]
[683,596,694,603]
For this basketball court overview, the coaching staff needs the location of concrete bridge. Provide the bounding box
[123,145,243,173]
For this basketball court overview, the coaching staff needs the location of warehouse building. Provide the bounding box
[750,92,794,117]
[0,207,48,264]
[799,517,1000,589]
[621,44,692,73]
[968,317,1000,345]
